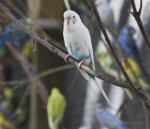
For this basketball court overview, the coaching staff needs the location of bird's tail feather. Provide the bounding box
[93,78,111,104]
[79,69,110,104]
[79,69,91,80]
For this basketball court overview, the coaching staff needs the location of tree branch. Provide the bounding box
[89,0,150,110]
[130,0,150,48]
[0,64,74,86]
[0,2,131,90]
[6,43,48,105]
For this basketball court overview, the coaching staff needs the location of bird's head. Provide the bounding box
[127,25,136,36]
[51,88,60,96]
[63,10,81,32]
[122,25,135,36]
[25,18,32,29]
[120,25,136,36]
[19,18,32,29]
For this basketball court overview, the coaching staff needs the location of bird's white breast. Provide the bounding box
[64,27,90,64]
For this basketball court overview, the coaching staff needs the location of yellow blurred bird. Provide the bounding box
[0,112,16,129]
[121,58,148,99]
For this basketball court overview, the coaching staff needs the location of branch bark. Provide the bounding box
[89,0,150,110]
[130,0,150,48]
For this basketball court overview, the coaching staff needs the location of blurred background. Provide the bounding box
[0,0,150,129]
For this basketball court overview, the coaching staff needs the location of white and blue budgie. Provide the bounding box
[63,10,110,104]
[95,0,117,35]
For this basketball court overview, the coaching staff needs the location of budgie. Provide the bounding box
[118,25,150,82]
[0,112,16,129]
[2,87,19,117]
[121,58,148,99]
[95,0,117,36]
[47,88,66,129]
[22,41,33,58]
[2,87,14,108]
[0,103,17,122]
[96,109,126,129]
[0,18,31,47]
[63,10,110,104]
[95,51,119,79]
[118,25,137,58]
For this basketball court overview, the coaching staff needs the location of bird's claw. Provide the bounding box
[77,60,84,69]
[64,54,71,62]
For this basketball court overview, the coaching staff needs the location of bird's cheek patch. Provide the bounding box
[73,18,76,24]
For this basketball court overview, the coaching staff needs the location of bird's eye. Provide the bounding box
[73,16,75,19]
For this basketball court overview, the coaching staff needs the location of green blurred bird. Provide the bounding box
[47,88,66,129]
[95,51,119,79]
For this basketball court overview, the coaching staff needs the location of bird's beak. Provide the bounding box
[67,18,70,25]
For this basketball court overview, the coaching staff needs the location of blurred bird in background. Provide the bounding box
[118,25,137,61]
[0,112,16,129]
[96,109,127,129]
[22,40,33,58]
[0,18,32,47]
[47,88,66,129]
[118,25,150,83]
[121,57,148,99]
[95,51,119,79]
[0,87,18,121]
[95,0,117,36]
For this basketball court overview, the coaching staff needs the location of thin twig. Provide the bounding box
[129,0,150,48]
[6,43,48,105]
[0,64,74,86]
[89,0,150,110]
[16,85,30,111]
[0,2,132,90]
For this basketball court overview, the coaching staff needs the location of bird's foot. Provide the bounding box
[64,54,71,62]
[77,60,84,69]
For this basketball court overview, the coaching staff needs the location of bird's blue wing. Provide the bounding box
[2,24,26,44]
[126,35,136,49]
